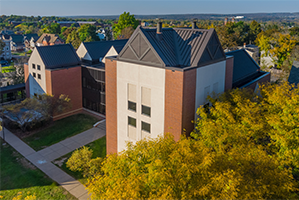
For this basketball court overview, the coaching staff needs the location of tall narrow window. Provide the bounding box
[33,72,36,78]
[141,87,151,117]
[37,65,41,70]
[128,83,136,112]
[38,74,41,79]
[32,64,35,69]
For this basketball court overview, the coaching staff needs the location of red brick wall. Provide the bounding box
[164,69,184,141]
[182,69,196,137]
[246,72,271,90]
[105,59,118,154]
[45,70,52,95]
[24,64,30,98]
[49,66,82,120]
[225,56,234,91]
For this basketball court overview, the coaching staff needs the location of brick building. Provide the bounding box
[105,22,270,154]
[35,33,64,47]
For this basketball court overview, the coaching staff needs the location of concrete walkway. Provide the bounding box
[0,120,106,200]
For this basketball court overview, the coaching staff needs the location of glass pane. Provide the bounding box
[128,116,136,127]
[142,121,150,133]
[142,105,151,117]
[128,101,136,112]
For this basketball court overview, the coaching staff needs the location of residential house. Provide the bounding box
[288,61,299,86]
[10,34,24,51]
[1,35,12,60]
[35,33,64,47]
[24,34,39,50]
[104,22,270,154]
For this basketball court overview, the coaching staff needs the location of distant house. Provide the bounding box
[24,34,39,50]
[10,34,24,51]
[35,34,64,47]
[288,61,299,86]
[1,35,12,60]
[238,44,260,64]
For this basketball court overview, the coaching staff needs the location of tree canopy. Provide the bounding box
[112,12,139,39]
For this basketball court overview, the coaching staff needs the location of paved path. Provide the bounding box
[0,120,106,200]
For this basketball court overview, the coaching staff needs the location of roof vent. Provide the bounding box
[156,18,163,41]
[192,19,197,29]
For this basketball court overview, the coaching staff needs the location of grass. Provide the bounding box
[0,138,76,200]
[1,64,15,73]
[23,113,99,151]
[53,136,106,184]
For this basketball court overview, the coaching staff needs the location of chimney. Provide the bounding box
[156,18,162,34]
[224,17,228,25]
[192,18,197,29]
[156,18,163,41]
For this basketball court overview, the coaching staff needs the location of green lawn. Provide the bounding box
[53,136,106,184]
[23,113,99,151]
[1,65,15,73]
[0,138,76,200]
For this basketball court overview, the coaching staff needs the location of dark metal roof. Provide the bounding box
[82,40,128,61]
[10,34,24,43]
[117,26,226,69]
[0,83,25,93]
[225,49,260,84]
[288,61,299,85]
[24,34,39,41]
[36,44,80,69]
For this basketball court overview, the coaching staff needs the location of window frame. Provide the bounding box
[33,72,36,78]
[141,105,151,117]
[128,116,136,127]
[37,74,41,79]
[128,101,136,112]
[37,65,41,70]
[32,64,35,69]
[141,121,151,133]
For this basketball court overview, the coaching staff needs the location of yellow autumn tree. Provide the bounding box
[69,134,297,199]
[192,81,299,176]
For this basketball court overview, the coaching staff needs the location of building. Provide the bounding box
[24,44,82,120]
[77,40,128,115]
[35,33,64,47]
[24,34,39,50]
[105,22,270,154]
[10,34,24,51]
[24,40,128,120]
[238,44,259,64]
[1,35,12,60]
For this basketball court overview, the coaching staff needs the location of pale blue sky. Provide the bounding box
[0,0,298,17]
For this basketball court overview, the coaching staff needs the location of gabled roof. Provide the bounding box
[117,26,226,69]
[81,40,128,61]
[225,49,260,84]
[24,34,39,41]
[288,61,299,85]
[36,44,80,69]
[36,33,63,44]
[10,34,24,43]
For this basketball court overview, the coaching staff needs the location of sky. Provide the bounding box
[0,0,298,17]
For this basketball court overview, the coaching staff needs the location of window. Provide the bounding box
[142,121,151,133]
[37,74,41,79]
[37,65,41,70]
[32,64,35,69]
[141,87,151,117]
[142,105,151,117]
[128,116,136,127]
[128,101,136,112]
[33,72,36,78]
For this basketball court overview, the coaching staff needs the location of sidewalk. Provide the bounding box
[0,120,106,200]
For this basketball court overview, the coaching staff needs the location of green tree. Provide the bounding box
[77,24,98,42]
[248,20,261,44]
[66,29,81,49]
[112,12,139,39]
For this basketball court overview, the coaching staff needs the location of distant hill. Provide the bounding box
[66,12,299,21]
